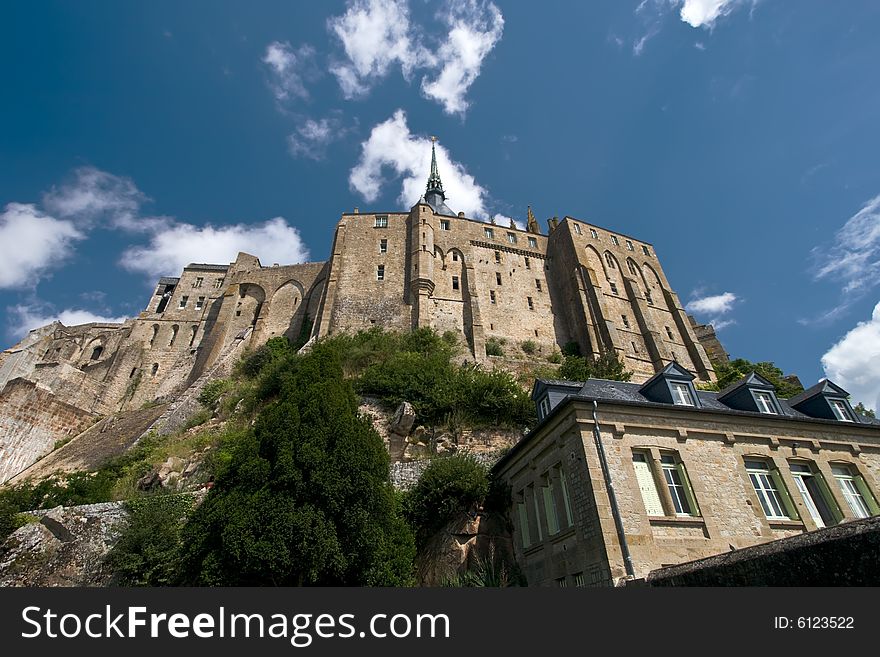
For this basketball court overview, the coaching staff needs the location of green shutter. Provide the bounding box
[854,475,880,515]
[770,469,800,520]
[677,462,701,517]
[815,473,844,523]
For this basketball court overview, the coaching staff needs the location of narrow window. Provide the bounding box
[621,315,630,329]
[194,277,203,288]
[755,391,777,414]
[627,260,637,275]
[830,399,852,422]
[178,295,189,309]
[376,264,385,281]
[452,252,459,262]
[790,463,837,527]
[574,573,586,587]
[517,501,532,548]
[379,239,388,254]
[527,297,534,310]
[507,232,517,244]
[745,460,793,520]
[665,326,674,340]
[645,290,653,305]
[440,219,450,230]
[631,341,639,353]
[559,469,574,526]
[535,279,542,292]
[490,290,496,304]
[590,228,598,239]
[626,240,634,251]
[90,346,103,360]
[169,325,179,347]
[610,235,620,246]
[150,325,159,348]
[496,272,502,285]
[374,215,388,228]
[605,253,615,268]
[661,455,695,515]
[525,257,531,269]
[573,223,582,235]
[670,382,694,406]
[215,277,224,289]
[528,237,537,248]
[832,465,878,519]
[609,282,619,295]
[531,486,543,541]
[151,363,159,377]
[642,245,651,256]
[485,227,494,239]
[494,250,501,263]
[129,367,137,378]
[452,275,460,290]
[195,296,205,311]
[189,325,198,347]
[632,452,664,516]
[542,474,560,535]
[556,577,567,588]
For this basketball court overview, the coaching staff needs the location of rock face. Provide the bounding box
[0,502,128,587]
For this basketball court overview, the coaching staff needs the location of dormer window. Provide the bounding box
[671,382,695,406]
[755,391,777,414]
[539,396,551,418]
[830,399,853,422]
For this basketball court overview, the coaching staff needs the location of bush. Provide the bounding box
[107,495,195,586]
[561,341,581,357]
[521,340,537,355]
[485,337,505,357]
[237,336,294,379]
[198,379,231,408]
[178,342,415,586]
[558,351,631,382]
[404,454,489,546]
[546,351,562,364]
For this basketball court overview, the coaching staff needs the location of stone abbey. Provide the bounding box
[0,142,720,483]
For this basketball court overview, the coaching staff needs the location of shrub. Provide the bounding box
[546,351,562,364]
[198,379,231,408]
[237,336,294,379]
[404,454,489,545]
[561,341,581,357]
[107,495,195,586]
[485,337,504,357]
[558,351,631,382]
[178,343,415,586]
[521,340,537,355]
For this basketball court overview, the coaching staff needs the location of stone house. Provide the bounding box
[494,363,880,586]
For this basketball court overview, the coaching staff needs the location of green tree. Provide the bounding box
[178,344,415,585]
[558,351,632,382]
[854,402,876,418]
[708,359,804,398]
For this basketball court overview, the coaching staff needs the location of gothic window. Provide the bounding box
[215,278,224,289]
[494,251,501,263]
[452,252,459,262]
[645,290,653,305]
[627,260,638,275]
[90,345,103,360]
[665,326,674,340]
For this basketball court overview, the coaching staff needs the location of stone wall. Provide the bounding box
[645,514,880,586]
[0,379,96,484]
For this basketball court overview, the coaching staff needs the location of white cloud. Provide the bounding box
[631,0,753,55]
[327,0,428,98]
[686,291,738,330]
[120,217,310,279]
[812,195,880,298]
[8,303,129,339]
[420,0,504,115]
[42,166,153,232]
[287,116,350,160]
[678,0,747,29]
[0,203,84,289]
[821,301,880,412]
[326,0,502,115]
[262,41,316,102]
[349,110,490,218]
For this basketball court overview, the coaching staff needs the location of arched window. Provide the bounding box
[90,345,104,360]
[150,324,159,348]
[169,325,179,347]
[151,363,159,377]
[627,260,638,275]
[189,325,198,347]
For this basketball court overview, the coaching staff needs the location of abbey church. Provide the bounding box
[0,143,722,483]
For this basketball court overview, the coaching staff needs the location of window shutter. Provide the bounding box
[854,474,880,515]
[633,458,664,516]
[814,472,844,523]
[676,462,700,517]
[770,470,799,520]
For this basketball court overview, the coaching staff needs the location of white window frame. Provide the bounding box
[832,465,871,519]
[379,239,388,254]
[507,232,517,244]
[484,227,494,239]
[376,264,385,281]
[439,219,450,231]
[670,382,695,406]
[745,460,789,520]
[573,223,581,235]
[195,296,205,311]
[539,396,551,418]
[642,245,650,256]
[626,240,634,251]
[755,391,777,414]
[830,399,852,422]
[610,235,619,246]
[589,228,598,239]
[178,295,189,309]
[374,215,388,228]
[528,237,538,248]
[660,454,693,515]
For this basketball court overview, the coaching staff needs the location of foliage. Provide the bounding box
[546,351,562,364]
[403,454,489,546]
[561,341,581,357]
[182,409,211,430]
[705,359,805,398]
[485,337,505,357]
[854,402,876,418]
[107,495,195,586]
[293,312,313,350]
[237,336,295,379]
[558,351,632,382]
[442,542,525,587]
[177,343,415,585]
[198,379,231,408]
[521,340,537,355]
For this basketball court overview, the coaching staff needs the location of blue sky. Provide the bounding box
[2,0,880,409]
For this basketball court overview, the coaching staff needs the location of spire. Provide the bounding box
[526,205,540,234]
[426,136,444,194]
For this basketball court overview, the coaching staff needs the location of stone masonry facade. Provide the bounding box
[0,156,718,484]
